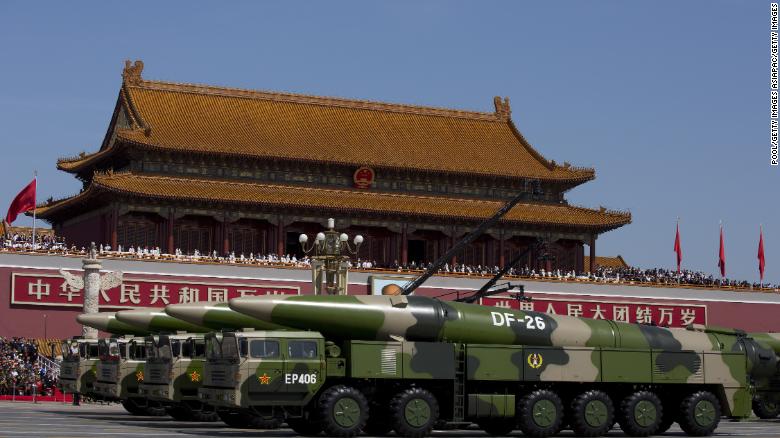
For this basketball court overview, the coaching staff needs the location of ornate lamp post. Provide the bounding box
[299,218,363,295]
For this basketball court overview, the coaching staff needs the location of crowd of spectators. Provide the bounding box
[0,337,57,396]
[1,231,777,291]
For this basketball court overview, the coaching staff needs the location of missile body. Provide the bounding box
[165,302,286,331]
[115,309,210,333]
[77,312,151,336]
[229,294,746,353]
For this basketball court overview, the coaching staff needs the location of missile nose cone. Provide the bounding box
[76,312,113,329]
[165,302,210,325]
[229,295,285,321]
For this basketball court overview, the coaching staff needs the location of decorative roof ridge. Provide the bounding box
[121,60,152,135]
[504,117,595,177]
[93,172,628,219]
[128,77,505,122]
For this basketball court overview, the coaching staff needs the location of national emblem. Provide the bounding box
[527,352,543,369]
[189,370,200,382]
[258,373,271,385]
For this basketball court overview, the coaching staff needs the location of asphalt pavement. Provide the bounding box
[0,401,779,437]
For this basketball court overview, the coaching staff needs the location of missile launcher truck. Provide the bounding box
[139,333,219,421]
[192,294,780,438]
[92,336,167,415]
[58,337,100,398]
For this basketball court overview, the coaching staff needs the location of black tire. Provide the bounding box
[318,385,369,437]
[217,409,281,429]
[144,400,168,417]
[188,403,220,422]
[287,417,324,436]
[753,397,780,419]
[218,409,248,428]
[478,417,516,436]
[390,387,440,437]
[617,391,662,437]
[678,391,721,436]
[517,389,564,437]
[569,390,614,437]
[167,406,192,421]
[121,398,147,416]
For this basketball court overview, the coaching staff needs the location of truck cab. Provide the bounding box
[58,338,100,396]
[200,330,326,428]
[140,333,218,421]
[92,336,165,416]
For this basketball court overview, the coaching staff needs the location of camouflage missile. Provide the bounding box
[115,309,211,333]
[229,294,758,353]
[77,312,151,336]
[165,302,287,331]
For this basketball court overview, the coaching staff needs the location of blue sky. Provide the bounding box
[0,1,776,283]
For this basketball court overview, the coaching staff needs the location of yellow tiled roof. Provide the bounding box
[59,61,594,182]
[37,172,630,230]
[585,255,629,271]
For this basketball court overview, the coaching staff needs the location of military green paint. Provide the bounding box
[634,400,657,427]
[531,399,557,427]
[584,399,609,427]
[199,303,285,330]
[404,397,432,427]
[694,400,717,427]
[270,295,386,340]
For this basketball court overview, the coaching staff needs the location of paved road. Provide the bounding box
[1,401,779,437]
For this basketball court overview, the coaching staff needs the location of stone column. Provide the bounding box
[82,249,102,339]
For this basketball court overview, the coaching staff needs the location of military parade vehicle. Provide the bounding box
[92,335,167,415]
[58,337,100,397]
[192,293,780,438]
[140,333,219,421]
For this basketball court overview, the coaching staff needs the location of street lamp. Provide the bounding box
[299,218,363,295]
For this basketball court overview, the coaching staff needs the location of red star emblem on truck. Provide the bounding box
[135,370,144,381]
[189,370,200,382]
[258,373,270,385]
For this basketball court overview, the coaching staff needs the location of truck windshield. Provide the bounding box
[206,335,239,361]
[182,339,206,359]
[129,342,146,360]
[63,341,79,360]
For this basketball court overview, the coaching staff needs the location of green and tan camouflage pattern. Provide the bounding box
[165,302,287,331]
[77,312,151,336]
[115,309,210,333]
[58,338,100,395]
[200,331,325,409]
[93,337,146,401]
[228,294,780,418]
[141,334,207,404]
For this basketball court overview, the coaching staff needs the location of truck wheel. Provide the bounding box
[390,387,440,437]
[287,418,323,436]
[478,418,516,436]
[753,397,780,419]
[517,389,564,437]
[318,385,369,437]
[617,391,662,437]
[143,400,168,417]
[167,406,192,421]
[188,404,220,422]
[569,390,614,437]
[121,399,146,416]
[218,409,249,427]
[678,391,720,436]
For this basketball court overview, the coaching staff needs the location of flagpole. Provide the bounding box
[31,171,37,251]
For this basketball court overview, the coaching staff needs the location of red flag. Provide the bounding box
[673,222,682,273]
[758,226,766,282]
[5,178,36,224]
[718,225,726,278]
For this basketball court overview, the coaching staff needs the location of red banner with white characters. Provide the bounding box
[11,272,299,309]
[481,295,706,327]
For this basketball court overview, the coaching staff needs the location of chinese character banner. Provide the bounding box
[11,272,300,309]
[481,296,706,327]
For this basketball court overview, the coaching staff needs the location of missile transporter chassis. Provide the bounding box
[201,328,755,437]
[139,334,219,422]
[58,338,100,398]
[92,337,166,416]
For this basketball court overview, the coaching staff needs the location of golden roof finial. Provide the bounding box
[493,96,511,119]
[122,60,144,85]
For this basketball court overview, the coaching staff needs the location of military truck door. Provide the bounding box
[284,339,324,398]
[245,338,284,396]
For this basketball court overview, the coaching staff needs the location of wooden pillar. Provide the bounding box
[276,218,285,257]
[499,235,506,268]
[222,221,230,255]
[589,234,596,273]
[110,206,118,250]
[167,209,175,254]
[401,224,408,266]
[450,235,457,266]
